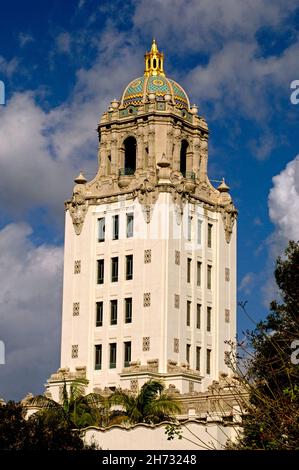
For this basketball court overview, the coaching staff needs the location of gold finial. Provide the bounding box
[144,39,165,77]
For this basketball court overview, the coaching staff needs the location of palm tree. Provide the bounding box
[28,378,103,428]
[112,379,181,425]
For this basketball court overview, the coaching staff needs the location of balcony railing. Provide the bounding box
[182,171,196,180]
[119,168,135,176]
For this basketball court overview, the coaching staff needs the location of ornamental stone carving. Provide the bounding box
[221,202,238,243]
[133,178,159,223]
[68,183,88,236]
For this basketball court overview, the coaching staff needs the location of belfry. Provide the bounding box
[46,40,237,400]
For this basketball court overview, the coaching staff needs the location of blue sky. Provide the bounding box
[0,0,299,401]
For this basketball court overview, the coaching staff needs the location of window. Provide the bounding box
[95,345,102,370]
[126,254,133,280]
[124,341,131,367]
[96,302,103,327]
[112,215,119,240]
[125,298,132,323]
[207,265,212,289]
[197,219,202,245]
[110,300,118,325]
[196,346,201,371]
[207,349,211,374]
[197,261,201,286]
[98,217,105,242]
[111,257,119,282]
[186,344,191,364]
[187,301,191,326]
[196,304,201,329]
[126,213,134,238]
[109,343,117,368]
[180,140,188,175]
[187,258,191,283]
[97,259,104,284]
[124,137,136,174]
[207,306,212,332]
[188,216,192,241]
[207,223,212,248]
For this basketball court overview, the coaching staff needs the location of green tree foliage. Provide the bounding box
[232,241,299,449]
[112,379,181,424]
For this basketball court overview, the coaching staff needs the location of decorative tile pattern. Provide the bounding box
[175,250,180,265]
[71,345,78,358]
[174,294,180,309]
[130,379,138,393]
[174,338,179,353]
[225,268,230,282]
[143,337,150,351]
[144,249,152,264]
[74,260,81,274]
[225,309,230,323]
[73,302,80,316]
[143,292,151,307]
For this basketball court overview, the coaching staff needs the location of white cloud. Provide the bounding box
[0,56,19,77]
[268,155,299,244]
[56,32,71,54]
[0,223,63,400]
[18,32,34,48]
[239,272,255,295]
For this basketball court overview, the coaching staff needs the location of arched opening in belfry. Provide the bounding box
[124,137,137,174]
[106,155,111,175]
[180,139,188,175]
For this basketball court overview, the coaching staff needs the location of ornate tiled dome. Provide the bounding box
[120,40,190,110]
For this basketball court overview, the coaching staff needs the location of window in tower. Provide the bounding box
[112,215,119,240]
[207,265,212,290]
[207,306,212,332]
[96,301,103,327]
[197,219,202,245]
[153,58,157,68]
[95,345,102,370]
[109,343,117,368]
[98,217,105,242]
[126,254,133,280]
[124,136,136,175]
[125,298,132,323]
[107,155,111,175]
[124,341,131,367]
[208,223,213,248]
[187,300,191,326]
[187,258,191,283]
[196,346,201,371]
[197,261,202,286]
[188,216,192,241]
[97,259,104,284]
[196,304,201,329]
[110,300,118,325]
[186,344,191,364]
[206,349,211,374]
[180,139,188,175]
[111,257,119,282]
[126,213,134,238]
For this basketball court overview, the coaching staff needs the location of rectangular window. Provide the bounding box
[207,349,211,374]
[207,264,212,290]
[109,343,117,368]
[98,217,105,242]
[196,304,201,329]
[196,346,201,371]
[187,258,191,283]
[112,215,119,240]
[207,223,212,248]
[125,298,132,323]
[126,213,134,238]
[207,306,212,332]
[197,261,201,286]
[97,259,104,284]
[96,302,103,327]
[188,216,192,241]
[111,257,119,282]
[187,301,191,326]
[126,254,133,280]
[186,344,191,364]
[124,341,131,367]
[110,300,118,325]
[95,345,102,370]
[197,219,202,245]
